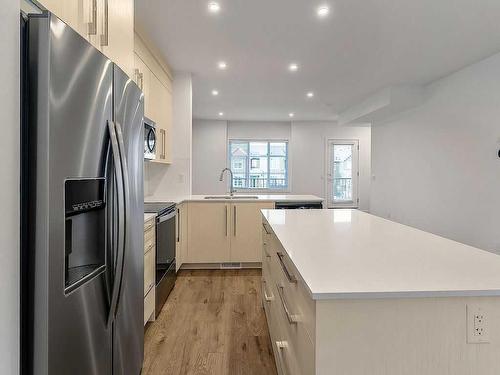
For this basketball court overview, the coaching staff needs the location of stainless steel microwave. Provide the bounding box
[144,117,156,160]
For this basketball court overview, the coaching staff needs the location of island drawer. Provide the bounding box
[270,243,316,343]
[274,279,315,375]
[144,229,155,254]
[262,277,302,375]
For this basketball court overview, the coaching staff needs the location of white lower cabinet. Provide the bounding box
[262,222,315,375]
[187,202,274,264]
[144,217,156,325]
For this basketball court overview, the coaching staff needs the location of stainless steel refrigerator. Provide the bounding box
[21,11,144,375]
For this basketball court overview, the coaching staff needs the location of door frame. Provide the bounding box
[325,139,360,209]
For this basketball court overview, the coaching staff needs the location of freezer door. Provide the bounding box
[112,65,145,375]
[26,13,113,375]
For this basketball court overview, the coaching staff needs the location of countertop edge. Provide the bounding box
[261,213,500,301]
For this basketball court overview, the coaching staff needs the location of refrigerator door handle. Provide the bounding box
[112,121,131,320]
[107,120,126,326]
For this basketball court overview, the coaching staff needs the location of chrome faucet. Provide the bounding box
[219,168,235,196]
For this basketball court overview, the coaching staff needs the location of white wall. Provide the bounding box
[227,121,291,140]
[291,122,371,211]
[192,120,227,194]
[192,120,371,210]
[371,51,500,253]
[145,73,193,199]
[1,2,19,374]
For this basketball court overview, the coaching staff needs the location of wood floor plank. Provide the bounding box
[143,269,278,375]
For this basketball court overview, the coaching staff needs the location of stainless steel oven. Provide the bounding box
[144,117,156,160]
[144,202,177,316]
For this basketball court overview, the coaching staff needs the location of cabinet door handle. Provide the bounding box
[233,205,237,236]
[100,0,109,46]
[160,129,166,159]
[277,284,298,324]
[262,280,274,302]
[225,205,228,236]
[275,341,290,375]
[134,69,144,91]
[277,252,297,283]
[262,223,271,235]
[176,208,180,243]
[88,0,98,35]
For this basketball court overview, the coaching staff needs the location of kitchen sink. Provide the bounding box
[203,196,259,200]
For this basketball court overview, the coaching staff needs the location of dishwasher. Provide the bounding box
[274,201,323,209]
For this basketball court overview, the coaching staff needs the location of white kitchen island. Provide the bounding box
[261,209,500,375]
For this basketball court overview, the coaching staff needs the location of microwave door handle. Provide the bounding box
[107,121,126,326]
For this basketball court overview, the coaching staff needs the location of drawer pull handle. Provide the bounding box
[275,341,290,375]
[277,252,297,283]
[262,223,271,235]
[262,280,274,302]
[263,245,271,258]
[277,285,298,325]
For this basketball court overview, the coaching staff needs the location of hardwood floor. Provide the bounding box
[143,269,278,375]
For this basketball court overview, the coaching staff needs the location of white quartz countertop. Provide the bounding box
[262,209,500,300]
[145,194,323,204]
[144,213,156,223]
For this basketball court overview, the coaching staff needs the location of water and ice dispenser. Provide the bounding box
[64,178,106,294]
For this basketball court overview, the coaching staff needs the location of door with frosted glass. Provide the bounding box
[327,140,359,208]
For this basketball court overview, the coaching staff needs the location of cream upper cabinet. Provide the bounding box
[133,54,151,116]
[149,75,172,164]
[134,33,173,165]
[38,0,134,77]
[37,0,63,18]
[101,0,134,76]
[230,202,274,262]
[187,203,231,263]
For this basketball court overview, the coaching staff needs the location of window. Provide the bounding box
[327,140,359,208]
[229,140,289,191]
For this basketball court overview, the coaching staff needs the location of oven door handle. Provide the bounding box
[158,210,176,223]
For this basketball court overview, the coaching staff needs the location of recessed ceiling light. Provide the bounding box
[288,63,299,72]
[317,5,330,17]
[208,2,221,13]
[307,92,314,98]
[212,89,219,96]
[219,112,224,116]
[218,61,227,70]
[289,113,295,118]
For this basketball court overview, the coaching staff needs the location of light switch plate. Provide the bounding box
[467,305,490,344]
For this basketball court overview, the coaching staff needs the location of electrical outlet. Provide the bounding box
[467,305,490,344]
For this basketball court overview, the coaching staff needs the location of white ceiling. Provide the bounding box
[136,0,500,121]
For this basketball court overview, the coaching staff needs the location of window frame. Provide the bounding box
[325,139,359,209]
[228,139,290,193]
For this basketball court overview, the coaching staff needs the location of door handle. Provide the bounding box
[107,121,125,326]
[225,205,228,236]
[277,284,298,324]
[233,205,237,236]
[262,280,274,302]
[277,252,297,283]
[88,0,98,35]
[100,0,109,46]
[275,341,290,375]
[176,208,180,243]
[134,69,144,91]
[107,122,130,326]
